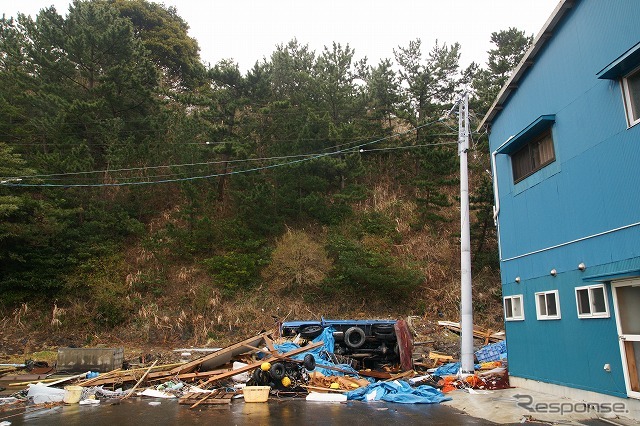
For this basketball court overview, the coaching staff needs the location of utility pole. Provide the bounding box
[458,91,474,373]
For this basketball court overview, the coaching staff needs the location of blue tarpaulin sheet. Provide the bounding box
[474,340,507,363]
[432,362,481,377]
[274,326,360,377]
[346,380,451,404]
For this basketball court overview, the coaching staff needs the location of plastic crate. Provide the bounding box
[475,341,507,363]
[243,386,270,403]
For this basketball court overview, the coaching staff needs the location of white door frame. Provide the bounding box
[612,278,640,399]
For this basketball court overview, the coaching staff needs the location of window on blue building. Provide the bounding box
[504,295,524,321]
[575,284,610,318]
[511,129,555,183]
[622,66,640,127]
[535,290,561,320]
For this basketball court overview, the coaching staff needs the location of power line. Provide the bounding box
[7,135,381,180]
[356,140,458,153]
[2,119,446,187]
[15,139,459,182]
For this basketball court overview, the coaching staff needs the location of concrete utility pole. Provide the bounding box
[458,91,474,373]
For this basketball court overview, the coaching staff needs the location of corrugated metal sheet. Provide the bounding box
[490,0,640,398]
[504,271,628,397]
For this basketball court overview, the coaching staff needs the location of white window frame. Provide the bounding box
[535,290,561,320]
[622,64,640,128]
[575,284,610,319]
[504,294,525,321]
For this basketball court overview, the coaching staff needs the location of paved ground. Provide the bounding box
[2,397,495,426]
[2,388,637,425]
[443,387,638,425]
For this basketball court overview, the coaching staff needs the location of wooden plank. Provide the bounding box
[180,390,234,406]
[169,332,271,375]
[301,385,348,393]
[121,360,157,400]
[428,351,454,367]
[169,368,230,382]
[85,367,231,387]
[437,321,505,342]
[1,374,50,382]
[189,390,215,408]
[78,369,122,387]
[263,335,277,353]
[428,352,453,360]
[383,370,414,382]
[8,376,76,386]
[241,344,272,356]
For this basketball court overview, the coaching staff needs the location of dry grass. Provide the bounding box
[0,179,503,357]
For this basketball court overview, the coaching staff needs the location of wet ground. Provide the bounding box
[3,398,495,425]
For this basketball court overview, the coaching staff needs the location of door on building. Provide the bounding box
[613,280,640,399]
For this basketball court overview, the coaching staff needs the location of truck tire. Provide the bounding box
[372,324,395,334]
[299,325,324,340]
[344,326,366,349]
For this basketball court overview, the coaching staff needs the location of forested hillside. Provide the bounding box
[0,0,531,346]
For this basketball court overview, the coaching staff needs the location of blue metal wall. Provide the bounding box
[489,0,640,396]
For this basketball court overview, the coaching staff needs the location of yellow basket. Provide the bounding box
[243,386,270,403]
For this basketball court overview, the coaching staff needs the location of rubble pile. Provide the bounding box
[0,317,507,420]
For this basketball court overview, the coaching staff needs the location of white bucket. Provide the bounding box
[63,385,83,404]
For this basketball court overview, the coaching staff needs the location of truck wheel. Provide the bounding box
[375,332,397,342]
[299,325,324,340]
[372,324,395,334]
[344,326,366,349]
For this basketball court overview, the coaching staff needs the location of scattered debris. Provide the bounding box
[437,321,505,344]
[0,317,508,421]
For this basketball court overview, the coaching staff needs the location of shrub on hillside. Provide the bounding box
[325,235,423,299]
[262,229,332,292]
[203,252,268,297]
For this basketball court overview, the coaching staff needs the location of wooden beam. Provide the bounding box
[263,335,277,353]
[169,332,271,375]
[121,360,157,400]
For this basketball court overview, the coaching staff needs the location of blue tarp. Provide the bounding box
[346,380,451,404]
[432,362,461,376]
[274,326,361,377]
[474,340,507,363]
[432,362,481,376]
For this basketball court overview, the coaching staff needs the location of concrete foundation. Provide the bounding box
[56,347,124,373]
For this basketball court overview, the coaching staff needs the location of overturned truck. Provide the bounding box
[281,318,412,370]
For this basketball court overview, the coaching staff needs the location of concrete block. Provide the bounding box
[57,347,123,373]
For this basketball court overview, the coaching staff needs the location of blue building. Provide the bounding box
[480,0,640,416]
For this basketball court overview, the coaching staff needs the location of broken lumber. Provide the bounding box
[180,390,234,406]
[169,332,272,375]
[201,341,324,386]
[121,360,157,400]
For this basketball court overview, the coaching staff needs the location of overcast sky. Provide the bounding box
[2,0,560,73]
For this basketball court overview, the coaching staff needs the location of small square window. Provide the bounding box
[576,285,610,318]
[622,66,640,127]
[511,129,556,183]
[504,295,524,321]
[535,290,561,320]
